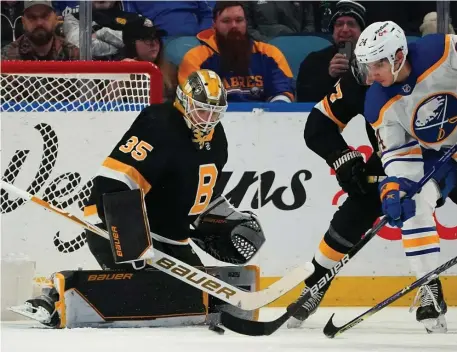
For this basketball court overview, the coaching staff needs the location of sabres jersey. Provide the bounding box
[364,34,457,182]
[84,102,228,244]
[178,29,294,102]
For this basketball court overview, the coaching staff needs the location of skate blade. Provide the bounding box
[8,304,51,324]
[422,315,448,334]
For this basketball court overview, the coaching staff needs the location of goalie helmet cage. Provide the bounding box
[0,61,162,320]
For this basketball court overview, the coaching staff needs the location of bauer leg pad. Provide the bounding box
[35,266,259,328]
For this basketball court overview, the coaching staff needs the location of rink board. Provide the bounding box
[2,107,456,306]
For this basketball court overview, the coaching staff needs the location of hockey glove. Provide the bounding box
[191,196,265,265]
[379,177,416,228]
[327,149,369,197]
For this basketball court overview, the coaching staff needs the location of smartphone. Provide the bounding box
[338,41,353,60]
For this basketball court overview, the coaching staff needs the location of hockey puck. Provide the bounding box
[209,323,225,335]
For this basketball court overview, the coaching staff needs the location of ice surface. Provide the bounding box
[1,307,456,352]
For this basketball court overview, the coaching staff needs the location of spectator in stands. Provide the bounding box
[62,1,124,60]
[419,11,455,36]
[296,0,365,102]
[1,1,24,48]
[360,1,435,35]
[121,17,177,101]
[1,1,79,61]
[244,1,315,42]
[179,1,294,103]
[122,1,214,36]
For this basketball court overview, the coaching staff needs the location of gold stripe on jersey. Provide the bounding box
[320,97,347,130]
[372,94,402,128]
[417,35,452,84]
[99,157,152,194]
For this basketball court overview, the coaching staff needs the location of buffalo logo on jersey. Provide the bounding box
[175,69,228,148]
[412,93,457,144]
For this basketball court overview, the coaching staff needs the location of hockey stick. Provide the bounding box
[0,180,314,311]
[324,254,457,338]
[220,144,457,335]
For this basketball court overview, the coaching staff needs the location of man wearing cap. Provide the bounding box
[1,0,79,61]
[296,0,365,102]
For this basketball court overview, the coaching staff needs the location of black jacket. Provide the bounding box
[244,1,315,42]
[1,1,23,49]
[296,44,339,103]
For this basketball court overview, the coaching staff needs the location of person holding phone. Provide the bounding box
[297,0,366,102]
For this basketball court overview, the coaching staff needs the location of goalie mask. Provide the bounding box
[191,196,265,265]
[175,69,228,133]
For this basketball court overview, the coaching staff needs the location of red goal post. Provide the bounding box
[0,60,163,111]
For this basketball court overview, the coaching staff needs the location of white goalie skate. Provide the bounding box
[9,302,52,324]
[8,296,60,327]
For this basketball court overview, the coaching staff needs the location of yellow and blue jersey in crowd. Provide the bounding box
[178,29,295,103]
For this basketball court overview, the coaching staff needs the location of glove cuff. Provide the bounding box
[380,181,400,200]
[329,149,364,171]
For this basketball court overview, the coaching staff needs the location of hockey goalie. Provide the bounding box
[9,70,266,328]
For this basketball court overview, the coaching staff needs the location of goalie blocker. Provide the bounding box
[16,265,259,329]
[103,189,155,264]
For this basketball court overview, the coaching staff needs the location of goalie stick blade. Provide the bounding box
[221,308,291,336]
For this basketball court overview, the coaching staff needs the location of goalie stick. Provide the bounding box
[323,254,457,338]
[0,180,314,311]
[220,144,457,335]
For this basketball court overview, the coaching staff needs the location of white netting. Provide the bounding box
[0,61,162,112]
[1,60,162,255]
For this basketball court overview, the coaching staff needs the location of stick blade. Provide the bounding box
[323,313,338,338]
[220,263,315,335]
[220,308,291,336]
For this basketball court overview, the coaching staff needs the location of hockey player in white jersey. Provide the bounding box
[354,21,457,333]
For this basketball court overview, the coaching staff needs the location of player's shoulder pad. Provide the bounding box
[364,83,392,125]
[408,34,447,75]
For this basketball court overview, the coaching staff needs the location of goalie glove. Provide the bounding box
[191,196,265,265]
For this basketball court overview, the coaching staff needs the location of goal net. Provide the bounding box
[1,61,162,319]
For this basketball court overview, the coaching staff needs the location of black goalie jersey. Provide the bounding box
[84,102,228,244]
[304,70,380,165]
